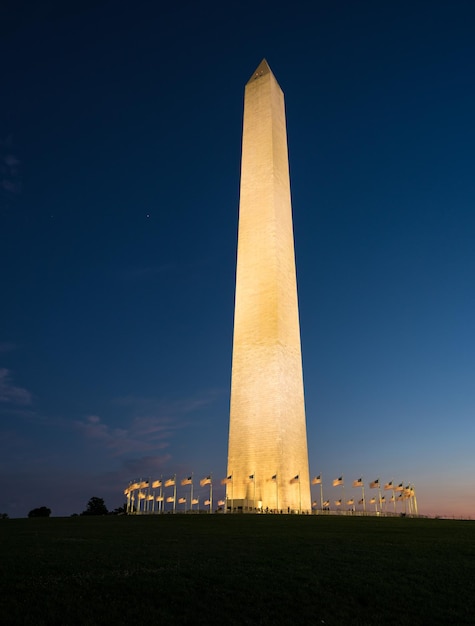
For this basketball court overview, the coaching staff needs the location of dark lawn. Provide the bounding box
[0,514,474,625]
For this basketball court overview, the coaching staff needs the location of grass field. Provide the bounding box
[0,514,474,625]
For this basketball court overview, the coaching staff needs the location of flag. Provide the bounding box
[323,500,330,507]
[333,477,343,487]
[123,488,130,495]
[335,499,342,506]
[249,474,254,480]
[271,474,277,480]
[138,492,146,500]
[166,496,175,503]
[181,476,192,486]
[397,494,403,500]
[139,481,148,489]
[218,500,225,506]
[178,497,186,504]
[369,497,376,504]
[146,495,154,501]
[152,480,162,488]
[221,475,232,485]
[290,475,299,484]
[384,481,393,491]
[369,479,380,489]
[390,496,395,502]
[156,496,164,502]
[395,483,404,492]
[204,499,211,506]
[165,477,175,488]
[347,499,354,506]
[358,498,365,505]
[200,476,211,487]
[312,475,322,485]
[191,498,199,505]
[381,496,386,503]
[352,478,363,488]
[312,501,317,507]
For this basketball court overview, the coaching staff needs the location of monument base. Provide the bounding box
[226,498,263,513]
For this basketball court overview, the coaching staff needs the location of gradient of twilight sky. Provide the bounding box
[1,0,474,518]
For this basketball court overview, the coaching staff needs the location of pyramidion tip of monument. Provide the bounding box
[247,58,273,84]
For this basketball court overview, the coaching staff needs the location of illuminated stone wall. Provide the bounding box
[227,60,311,512]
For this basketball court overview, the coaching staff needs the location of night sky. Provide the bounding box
[1,0,474,518]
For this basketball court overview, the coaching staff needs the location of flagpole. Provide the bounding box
[253,472,256,512]
[173,474,176,514]
[159,477,163,514]
[320,481,323,512]
[225,476,229,514]
[275,474,278,512]
[299,472,302,514]
[191,474,194,513]
[362,484,366,513]
[209,479,213,514]
[341,476,345,514]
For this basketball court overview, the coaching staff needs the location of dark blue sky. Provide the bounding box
[1,0,474,517]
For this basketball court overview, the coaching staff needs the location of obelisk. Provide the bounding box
[226,60,311,513]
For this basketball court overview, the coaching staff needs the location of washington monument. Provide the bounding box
[226,60,311,513]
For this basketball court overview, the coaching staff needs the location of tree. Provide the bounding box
[28,506,51,518]
[111,503,127,515]
[82,497,108,516]
[0,512,9,520]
